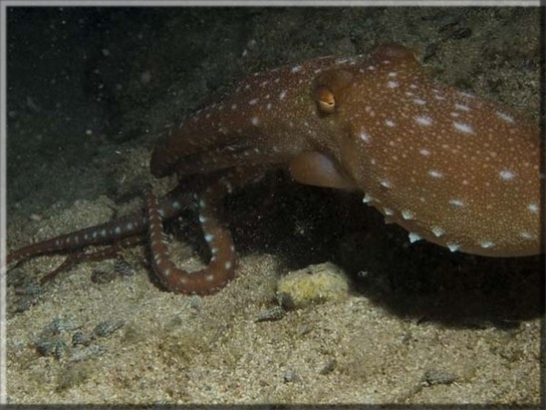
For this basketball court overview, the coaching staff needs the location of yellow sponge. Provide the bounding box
[276,262,350,309]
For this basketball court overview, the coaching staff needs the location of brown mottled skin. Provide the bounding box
[8,44,542,294]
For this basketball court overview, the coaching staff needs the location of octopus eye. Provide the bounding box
[315,85,336,114]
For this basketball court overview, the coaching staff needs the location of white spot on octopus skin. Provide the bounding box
[454,103,470,111]
[453,122,474,134]
[415,115,433,126]
[496,111,515,123]
[387,81,399,88]
[499,170,516,180]
[428,170,443,178]
[408,232,422,243]
[413,98,426,105]
[447,243,460,252]
[480,241,494,249]
[279,90,287,100]
[401,210,414,220]
[449,199,465,207]
[359,131,371,143]
[528,203,539,213]
[385,119,396,127]
[251,116,259,126]
[419,149,431,156]
[363,194,373,204]
[291,65,302,73]
[431,226,445,237]
[380,180,392,189]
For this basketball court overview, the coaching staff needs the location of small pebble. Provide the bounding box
[319,359,336,375]
[72,331,93,347]
[34,337,67,360]
[298,323,312,336]
[114,258,136,277]
[283,369,300,383]
[255,306,286,322]
[42,317,76,336]
[93,320,125,338]
[91,269,117,284]
[188,295,203,311]
[421,369,456,386]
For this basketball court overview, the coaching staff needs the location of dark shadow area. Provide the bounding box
[226,173,544,328]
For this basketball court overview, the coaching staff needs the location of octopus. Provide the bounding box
[7,44,543,295]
